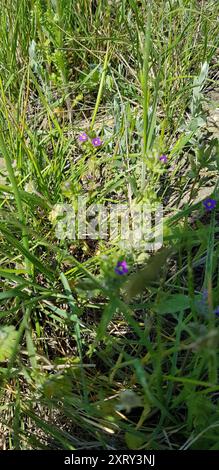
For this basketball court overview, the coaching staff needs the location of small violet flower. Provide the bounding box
[92,137,102,147]
[214,306,219,317]
[159,154,168,163]
[203,198,217,212]
[115,260,128,276]
[78,132,88,142]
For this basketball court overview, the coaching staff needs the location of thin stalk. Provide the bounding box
[90,41,110,130]
[141,3,152,191]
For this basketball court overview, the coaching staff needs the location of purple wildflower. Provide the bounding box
[92,137,102,147]
[214,306,219,317]
[78,132,88,142]
[159,154,168,163]
[203,198,217,212]
[115,260,128,276]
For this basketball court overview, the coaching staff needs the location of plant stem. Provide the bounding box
[91,41,110,130]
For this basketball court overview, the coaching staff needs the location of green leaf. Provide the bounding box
[155,294,190,314]
[0,326,18,362]
[125,431,145,450]
[95,300,116,343]
[0,287,29,300]
[124,247,174,300]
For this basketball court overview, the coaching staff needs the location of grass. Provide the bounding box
[0,0,219,450]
